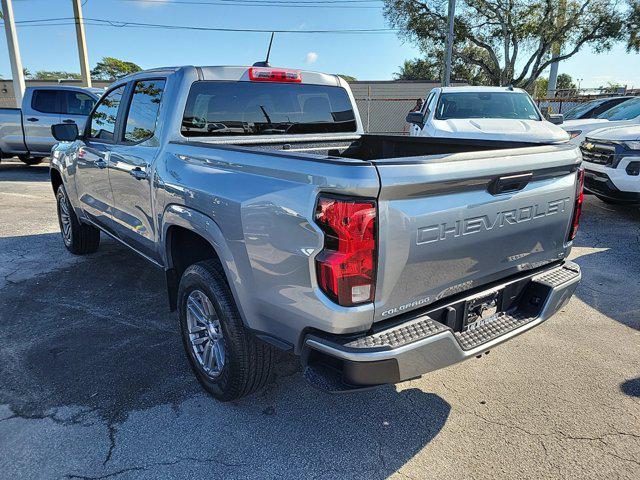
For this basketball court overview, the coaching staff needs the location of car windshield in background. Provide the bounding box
[181,81,357,136]
[434,92,541,121]
[563,100,603,120]
[596,97,640,120]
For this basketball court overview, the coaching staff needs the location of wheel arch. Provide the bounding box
[50,167,63,194]
[161,205,248,321]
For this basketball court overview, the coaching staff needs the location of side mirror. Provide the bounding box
[406,111,425,127]
[52,123,79,142]
[548,113,564,125]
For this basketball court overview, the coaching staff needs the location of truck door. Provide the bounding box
[23,89,61,155]
[108,79,166,263]
[59,90,97,135]
[74,85,126,232]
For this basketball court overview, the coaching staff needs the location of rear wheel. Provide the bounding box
[178,260,275,401]
[19,155,45,166]
[56,186,101,254]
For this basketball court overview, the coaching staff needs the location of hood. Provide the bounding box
[432,118,569,142]
[586,124,640,142]
[562,119,605,129]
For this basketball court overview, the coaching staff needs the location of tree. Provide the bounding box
[532,73,577,97]
[337,74,358,82]
[383,0,640,89]
[91,57,142,81]
[396,51,491,84]
[32,70,81,80]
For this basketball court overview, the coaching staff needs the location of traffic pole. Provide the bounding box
[1,0,25,106]
[72,0,92,87]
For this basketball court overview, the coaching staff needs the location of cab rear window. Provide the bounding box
[181,81,357,137]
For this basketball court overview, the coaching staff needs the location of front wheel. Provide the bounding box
[19,155,45,166]
[178,260,275,401]
[56,186,101,254]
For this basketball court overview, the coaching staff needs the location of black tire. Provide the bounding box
[178,260,275,401]
[56,185,101,255]
[19,155,45,166]
[595,195,633,206]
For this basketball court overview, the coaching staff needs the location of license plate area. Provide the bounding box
[463,290,503,331]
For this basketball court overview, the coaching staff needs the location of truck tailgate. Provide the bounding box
[372,143,580,322]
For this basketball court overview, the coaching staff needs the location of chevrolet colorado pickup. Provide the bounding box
[50,65,583,401]
[0,85,100,165]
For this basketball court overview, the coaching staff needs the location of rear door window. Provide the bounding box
[60,91,96,116]
[87,85,125,141]
[181,81,357,137]
[123,79,166,143]
[31,90,59,113]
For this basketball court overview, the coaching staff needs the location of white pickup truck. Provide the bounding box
[407,86,568,143]
[0,85,100,165]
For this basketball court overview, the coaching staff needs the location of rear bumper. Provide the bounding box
[302,261,580,390]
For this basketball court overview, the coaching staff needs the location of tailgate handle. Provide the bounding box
[488,173,533,195]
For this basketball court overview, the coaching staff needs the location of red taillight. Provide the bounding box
[568,167,585,241]
[314,195,377,307]
[248,67,302,83]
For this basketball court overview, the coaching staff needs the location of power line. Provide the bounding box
[117,0,383,8]
[11,16,396,34]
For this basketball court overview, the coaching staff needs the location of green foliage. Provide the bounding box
[30,71,82,80]
[384,0,639,88]
[91,57,142,81]
[337,74,358,82]
[531,73,576,97]
[396,50,491,85]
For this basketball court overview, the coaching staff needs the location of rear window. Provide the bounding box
[434,92,541,121]
[181,81,357,137]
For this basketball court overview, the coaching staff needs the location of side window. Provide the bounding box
[31,90,59,113]
[61,91,96,116]
[123,80,166,143]
[88,85,125,141]
[421,92,434,115]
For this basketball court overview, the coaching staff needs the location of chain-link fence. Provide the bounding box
[355,98,417,134]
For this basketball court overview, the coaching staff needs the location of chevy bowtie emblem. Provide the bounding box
[583,142,594,150]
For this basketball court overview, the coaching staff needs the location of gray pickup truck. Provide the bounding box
[0,85,99,165]
[49,65,583,401]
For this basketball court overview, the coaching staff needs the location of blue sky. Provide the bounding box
[1,0,639,87]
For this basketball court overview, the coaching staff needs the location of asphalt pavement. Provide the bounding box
[1,158,639,480]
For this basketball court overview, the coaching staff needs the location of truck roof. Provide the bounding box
[437,86,527,94]
[119,65,343,87]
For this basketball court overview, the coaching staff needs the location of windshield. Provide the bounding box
[434,92,541,121]
[181,81,357,137]
[596,98,640,120]
[563,100,604,120]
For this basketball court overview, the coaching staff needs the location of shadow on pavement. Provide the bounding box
[0,159,50,182]
[570,197,640,330]
[620,378,640,398]
[0,232,451,477]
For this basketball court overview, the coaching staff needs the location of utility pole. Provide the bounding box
[1,0,25,106]
[443,0,456,87]
[72,0,92,87]
[547,0,566,98]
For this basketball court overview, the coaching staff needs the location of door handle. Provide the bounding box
[95,159,108,169]
[26,117,39,122]
[62,119,76,124]
[488,173,533,195]
[129,167,148,180]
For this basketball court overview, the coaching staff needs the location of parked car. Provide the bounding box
[580,125,640,204]
[563,96,640,145]
[562,96,636,121]
[0,85,100,165]
[407,86,568,143]
[50,65,583,401]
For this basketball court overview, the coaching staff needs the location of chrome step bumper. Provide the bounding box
[303,261,581,390]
